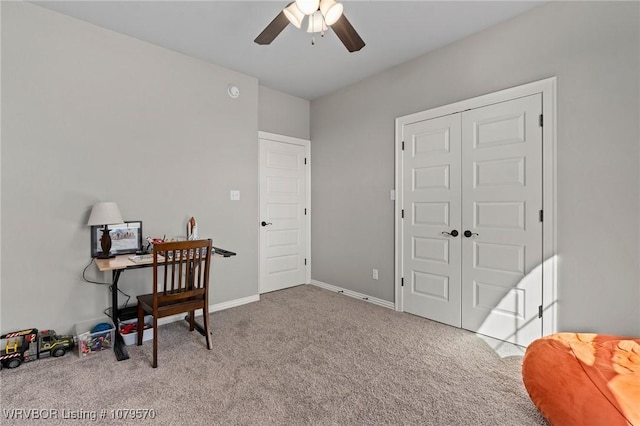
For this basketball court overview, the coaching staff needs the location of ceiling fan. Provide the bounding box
[255,0,365,52]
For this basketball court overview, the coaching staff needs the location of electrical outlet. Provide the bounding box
[372,269,379,280]
[230,190,240,201]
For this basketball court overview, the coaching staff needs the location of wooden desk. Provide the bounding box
[94,247,236,361]
[94,254,156,271]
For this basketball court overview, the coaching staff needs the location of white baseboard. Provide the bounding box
[210,294,261,313]
[156,294,260,327]
[309,280,395,310]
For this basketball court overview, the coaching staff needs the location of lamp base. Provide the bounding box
[99,226,114,259]
[96,253,116,259]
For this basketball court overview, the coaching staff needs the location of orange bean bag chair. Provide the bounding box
[522,333,640,425]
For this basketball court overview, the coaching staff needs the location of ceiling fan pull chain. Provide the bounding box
[310,12,315,45]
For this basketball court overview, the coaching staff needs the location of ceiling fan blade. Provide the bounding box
[330,14,365,52]
[255,11,290,45]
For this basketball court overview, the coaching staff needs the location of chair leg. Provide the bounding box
[188,311,195,331]
[137,305,144,346]
[202,304,213,350]
[152,315,158,368]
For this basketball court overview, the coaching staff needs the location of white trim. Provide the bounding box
[156,294,260,327]
[210,294,261,313]
[394,77,558,337]
[310,280,395,310]
[540,78,558,337]
[258,131,312,292]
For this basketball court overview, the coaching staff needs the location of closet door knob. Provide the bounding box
[442,230,459,237]
[261,221,272,227]
[464,230,479,238]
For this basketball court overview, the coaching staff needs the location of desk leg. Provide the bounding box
[111,269,129,361]
[183,315,207,337]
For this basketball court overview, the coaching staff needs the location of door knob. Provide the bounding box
[261,221,272,227]
[464,230,479,238]
[441,230,459,237]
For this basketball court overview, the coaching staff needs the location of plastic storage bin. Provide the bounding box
[75,318,115,357]
[118,315,154,346]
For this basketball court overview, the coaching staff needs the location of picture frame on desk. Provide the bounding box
[91,221,143,258]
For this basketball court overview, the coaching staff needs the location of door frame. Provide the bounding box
[258,131,311,292]
[394,77,557,338]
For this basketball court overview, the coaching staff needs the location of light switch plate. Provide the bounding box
[230,190,240,201]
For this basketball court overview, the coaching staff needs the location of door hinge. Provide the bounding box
[401,277,404,287]
[538,305,543,318]
[304,258,307,266]
[305,208,307,215]
[539,114,543,127]
[402,141,405,151]
[539,210,543,222]
[401,209,404,219]
[304,157,307,165]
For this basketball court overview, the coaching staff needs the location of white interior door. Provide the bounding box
[402,114,462,327]
[259,134,309,294]
[460,94,543,346]
[400,93,544,346]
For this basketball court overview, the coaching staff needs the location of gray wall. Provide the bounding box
[259,86,310,140]
[2,1,638,339]
[1,2,268,333]
[311,1,640,336]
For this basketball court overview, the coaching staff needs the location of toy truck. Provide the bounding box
[0,328,74,369]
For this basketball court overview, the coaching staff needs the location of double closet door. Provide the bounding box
[401,94,543,346]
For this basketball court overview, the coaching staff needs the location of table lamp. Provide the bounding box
[88,202,124,259]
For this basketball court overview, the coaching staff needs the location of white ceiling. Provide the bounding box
[32,1,544,100]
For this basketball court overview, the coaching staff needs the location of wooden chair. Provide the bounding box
[136,238,213,368]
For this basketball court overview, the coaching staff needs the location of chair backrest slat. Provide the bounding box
[152,239,213,303]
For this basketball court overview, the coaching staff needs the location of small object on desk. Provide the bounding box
[128,254,164,263]
[187,216,198,240]
[144,236,166,253]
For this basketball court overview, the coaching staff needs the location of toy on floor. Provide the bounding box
[0,328,74,369]
[78,323,114,354]
[119,320,151,335]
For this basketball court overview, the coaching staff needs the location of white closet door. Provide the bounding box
[400,93,544,346]
[402,114,462,327]
[460,94,543,346]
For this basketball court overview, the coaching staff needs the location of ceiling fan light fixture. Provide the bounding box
[295,0,320,15]
[306,10,328,33]
[255,1,364,52]
[319,0,343,26]
[283,2,305,28]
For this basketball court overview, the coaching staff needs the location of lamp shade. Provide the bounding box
[283,2,305,29]
[87,202,124,226]
[320,0,343,26]
[295,0,320,15]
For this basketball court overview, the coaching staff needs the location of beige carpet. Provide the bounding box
[0,285,546,425]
